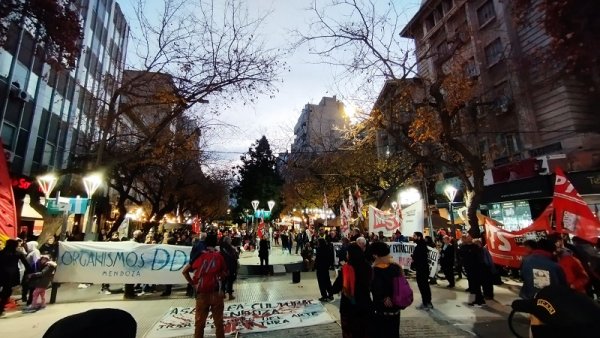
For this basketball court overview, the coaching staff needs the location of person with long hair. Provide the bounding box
[331,243,373,337]
[371,241,403,338]
[0,239,29,316]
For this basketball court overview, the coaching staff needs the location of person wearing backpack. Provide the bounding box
[182,233,228,338]
[331,243,372,338]
[371,241,411,338]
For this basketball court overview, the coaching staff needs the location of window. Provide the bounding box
[1,123,16,148]
[484,38,503,66]
[465,57,479,78]
[477,0,496,27]
[502,133,520,154]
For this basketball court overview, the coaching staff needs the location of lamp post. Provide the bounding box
[37,174,58,202]
[251,200,259,233]
[83,173,103,240]
[444,185,458,239]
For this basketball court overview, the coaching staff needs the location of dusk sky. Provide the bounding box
[120,0,421,168]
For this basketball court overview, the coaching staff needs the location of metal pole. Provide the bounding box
[449,202,456,240]
[423,180,434,237]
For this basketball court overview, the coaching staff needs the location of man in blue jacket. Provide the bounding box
[520,238,567,300]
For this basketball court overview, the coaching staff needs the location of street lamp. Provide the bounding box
[251,200,259,232]
[83,173,103,240]
[444,185,458,239]
[37,173,57,202]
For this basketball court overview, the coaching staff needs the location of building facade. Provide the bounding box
[0,0,129,177]
[390,0,600,228]
[291,96,348,153]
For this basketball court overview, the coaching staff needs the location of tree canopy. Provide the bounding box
[232,136,284,224]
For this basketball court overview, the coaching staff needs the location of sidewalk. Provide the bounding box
[0,272,526,338]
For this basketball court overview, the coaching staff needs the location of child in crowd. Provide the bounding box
[24,255,56,312]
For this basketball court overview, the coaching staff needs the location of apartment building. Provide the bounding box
[291,96,348,153]
[373,0,600,228]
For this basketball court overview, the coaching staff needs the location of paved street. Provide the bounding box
[0,267,529,338]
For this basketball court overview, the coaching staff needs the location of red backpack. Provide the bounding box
[192,250,227,294]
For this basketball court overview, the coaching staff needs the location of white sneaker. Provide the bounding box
[103,290,112,295]
[78,284,87,289]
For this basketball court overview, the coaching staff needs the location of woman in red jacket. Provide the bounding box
[557,248,589,294]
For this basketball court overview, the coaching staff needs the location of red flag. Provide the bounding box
[0,140,17,242]
[355,184,364,219]
[553,167,600,243]
[484,205,553,268]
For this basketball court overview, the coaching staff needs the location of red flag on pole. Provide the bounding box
[0,140,18,242]
[553,167,600,243]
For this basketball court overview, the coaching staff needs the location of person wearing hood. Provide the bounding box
[22,241,41,305]
[520,238,567,300]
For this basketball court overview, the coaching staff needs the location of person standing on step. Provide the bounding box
[412,232,433,310]
[315,238,334,302]
[258,235,271,276]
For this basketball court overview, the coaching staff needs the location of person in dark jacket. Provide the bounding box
[440,235,455,288]
[371,241,403,338]
[0,239,30,316]
[258,235,271,276]
[331,243,372,338]
[412,232,433,310]
[315,238,334,302]
[520,238,567,300]
[220,236,239,300]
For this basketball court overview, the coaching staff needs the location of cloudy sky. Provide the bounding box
[120,0,421,168]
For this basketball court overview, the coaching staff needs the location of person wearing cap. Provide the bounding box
[512,285,600,337]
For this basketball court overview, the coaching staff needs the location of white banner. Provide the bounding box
[145,299,335,338]
[55,242,191,284]
[333,241,439,278]
[401,200,425,235]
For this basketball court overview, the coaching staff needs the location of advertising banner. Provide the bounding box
[145,299,335,338]
[332,241,439,278]
[55,241,191,284]
[483,207,552,269]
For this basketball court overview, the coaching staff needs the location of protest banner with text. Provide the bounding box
[332,241,439,278]
[55,241,191,284]
[145,299,335,338]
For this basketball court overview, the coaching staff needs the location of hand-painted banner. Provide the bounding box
[332,241,439,278]
[368,206,400,236]
[145,299,335,338]
[55,241,191,284]
[483,207,552,269]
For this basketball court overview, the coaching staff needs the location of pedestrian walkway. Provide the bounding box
[0,271,525,338]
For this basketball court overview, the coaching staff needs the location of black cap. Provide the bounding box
[512,285,600,328]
